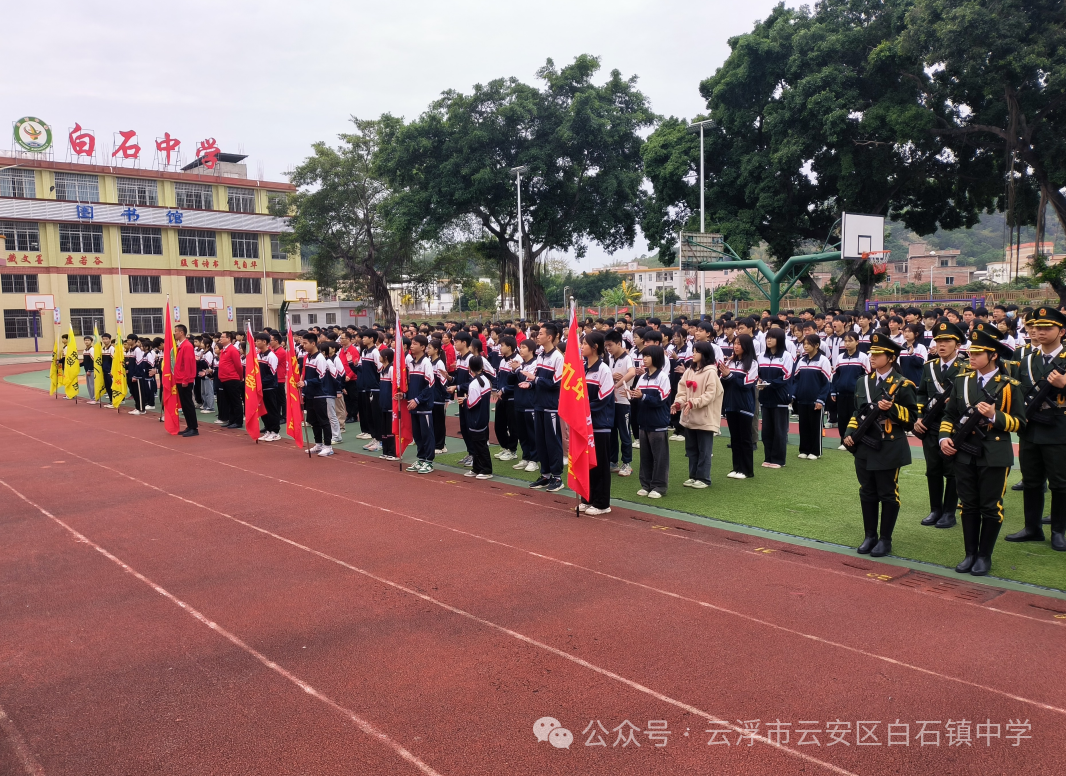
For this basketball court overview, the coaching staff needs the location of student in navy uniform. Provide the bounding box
[719,333,759,479]
[630,344,671,498]
[581,331,616,514]
[404,334,437,473]
[493,335,520,462]
[320,340,343,444]
[453,355,494,479]
[898,324,928,386]
[512,339,540,473]
[378,348,398,460]
[100,333,115,403]
[452,332,474,466]
[831,332,870,449]
[605,329,635,477]
[298,334,334,456]
[757,327,794,468]
[792,333,833,460]
[426,339,450,454]
[528,323,565,492]
[356,330,382,448]
[128,334,148,414]
[254,332,282,441]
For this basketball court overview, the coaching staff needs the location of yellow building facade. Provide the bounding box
[1,153,298,352]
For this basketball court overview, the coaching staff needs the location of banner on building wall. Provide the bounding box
[53,307,61,325]
[115,307,123,323]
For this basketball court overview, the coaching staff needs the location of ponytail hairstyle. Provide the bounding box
[584,330,605,358]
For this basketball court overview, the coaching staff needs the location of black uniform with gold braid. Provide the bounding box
[915,320,967,528]
[1007,306,1066,551]
[845,332,919,558]
[938,324,1025,576]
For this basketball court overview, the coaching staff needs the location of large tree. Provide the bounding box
[376,55,655,312]
[282,118,411,318]
[642,0,978,311]
[902,0,1066,304]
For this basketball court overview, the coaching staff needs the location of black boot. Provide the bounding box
[870,501,899,557]
[955,514,980,573]
[1011,480,1025,491]
[1005,488,1046,542]
[1042,515,1051,525]
[970,518,1002,576]
[921,477,943,526]
[935,478,958,528]
[1051,493,1066,551]
[857,500,878,554]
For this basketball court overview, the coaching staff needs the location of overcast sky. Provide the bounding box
[5,0,795,268]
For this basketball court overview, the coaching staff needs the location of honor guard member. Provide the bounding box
[1006,307,1066,550]
[913,320,968,528]
[937,324,1024,575]
[843,332,918,557]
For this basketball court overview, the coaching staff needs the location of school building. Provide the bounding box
[1,150,298,353]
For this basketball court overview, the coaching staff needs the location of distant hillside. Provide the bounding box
[885,211,1062,269]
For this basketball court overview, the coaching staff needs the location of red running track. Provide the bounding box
[0,363,1063,776]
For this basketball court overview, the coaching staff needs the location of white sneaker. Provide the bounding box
[145,405,155,410]
[669,434,685,441]
[690,480,709,489]
[682,478,695,487]
[632,440,640,449]
[493,449,506,459]
[585,507,612,515]
[618,464,632,477]
[733,473,748,479]
[524,461,539,472]
[356,432,372,440]
[87,400,98,405]
[578,503,589,512]
[200,409,213,414]
[364,441,381,451]
[332,437,344,445]
[499,451,517,461]
[636,489,649,496]
[727,471,739,478]
[807,455,820,460]
[797,453,809,459]
[214,419,227,424]
[309,443,323,453]
[318,446,335,457]
[610,464,620,472]
[464,470,477,477]
[513,459,528,469]
[261,432,277,442]
[648,490,662,499]
[128,409,143,415]
[435,447,448,454]
[475,473,494,480]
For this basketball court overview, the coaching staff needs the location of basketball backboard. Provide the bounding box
[24,294,55,311]
[678,232,726,269]
[200,295,225,311]
[284,280,318,303]
[841,212,885,260]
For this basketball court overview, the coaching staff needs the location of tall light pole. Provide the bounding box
[687,120,713,317]
[511,165,529,320]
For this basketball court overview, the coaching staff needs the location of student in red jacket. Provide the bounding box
[216,331,244,430]
[173,324,199,436]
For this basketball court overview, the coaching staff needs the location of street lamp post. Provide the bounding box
[687,120,713,317]
[511,165,529,320]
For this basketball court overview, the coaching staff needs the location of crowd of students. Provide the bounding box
[56,299,1066,575]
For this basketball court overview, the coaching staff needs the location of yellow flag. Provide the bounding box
[64,324,80,399]
[111,324,128,408]
[93,324,105,401]
[48,336,60,396]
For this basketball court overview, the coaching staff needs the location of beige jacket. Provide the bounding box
[674,365,724,432]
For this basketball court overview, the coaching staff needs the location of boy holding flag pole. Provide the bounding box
[284,320,311,454]
[558,300,599,516]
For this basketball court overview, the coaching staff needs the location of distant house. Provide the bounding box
[985,241,1061,284]
[887,243,975,288]
[599,261,739,302]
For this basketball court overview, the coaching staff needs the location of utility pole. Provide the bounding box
[687,120,713,317]
[511,165,529,320]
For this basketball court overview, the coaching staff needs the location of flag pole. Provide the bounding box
[570,296,580,519]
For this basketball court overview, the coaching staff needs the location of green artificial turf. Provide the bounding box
[8,368,1064,591]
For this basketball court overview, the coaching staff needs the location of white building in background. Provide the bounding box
[288,298,374,329]
[600,261,740,302]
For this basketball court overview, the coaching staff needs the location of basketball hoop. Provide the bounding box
[296,290,309,309]
[863,250,891,276]
[35,301,45,312]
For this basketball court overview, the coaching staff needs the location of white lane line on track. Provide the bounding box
[0,475,860,776]
[0,479,444,776]
[3,412,1065,721]
[0,704,46,776]
[9,396,1062,632]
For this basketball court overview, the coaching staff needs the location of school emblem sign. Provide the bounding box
[13,117,53,152]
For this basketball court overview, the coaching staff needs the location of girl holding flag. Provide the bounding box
[580,331,615,514]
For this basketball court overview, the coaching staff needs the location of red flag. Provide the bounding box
[243,324,267,440]
[558,306,596,500]
[284,324,305,448]
[161,299,180,435]
[392,312,413,458]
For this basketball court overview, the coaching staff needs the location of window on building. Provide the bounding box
[67,275,102,294]
[230,232,260,259]
[188,308,218,334]
[58,224,104,254]
[0,221,41,252]
[233,277,261,294]
[129,275,161,294]
[235,307,263,332]
[4,309,35,339]
[174,183,213,210]
[291,313,302,325]
[325,313,337,324]
[69,308,105,336]
[1,274,39,293]
[177,229,216,257]
[131,307,163,334]
[0,169,35,199]
[116,178,158,206]
[120,226,163,255]
[306,313,317,324]
[185,276,216,294]
[270,234,287,261]
[227,187,256,213]
[53,173,100,202]
[940,259,950,267]
[271,278,284,295]
[945,276,955,286]
[267,193,287,215]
